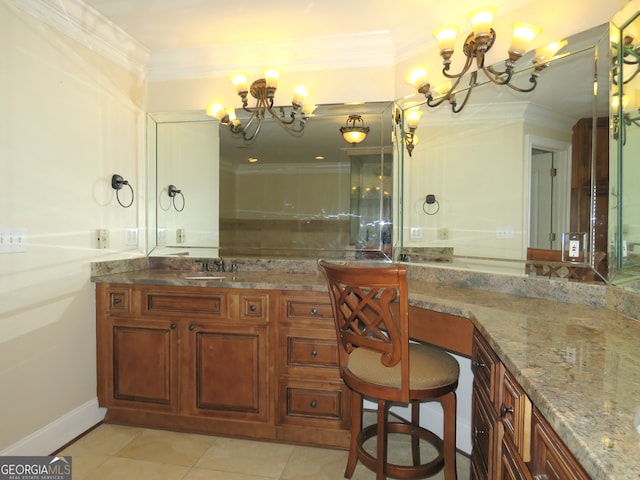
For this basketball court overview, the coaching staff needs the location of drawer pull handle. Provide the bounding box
[310,400,317,408]
[311,350,318,357]
[310,308,318,315]
[500,403,514,418]
[474,427,485,437]
[472,361,486,369]
[249,304,257,312]
[189,324,195,331]
[113,298,122,305]
[171,323,177,330]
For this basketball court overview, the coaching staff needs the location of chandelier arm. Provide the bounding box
[426,75,464,108]
[450,71,477,114]
[241,116,264,143]
[505,74,538,93]
[267,106,297,125]
[442,54,474,79]
[481,64,513,86]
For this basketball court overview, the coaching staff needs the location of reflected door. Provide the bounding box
[530,149,566,250]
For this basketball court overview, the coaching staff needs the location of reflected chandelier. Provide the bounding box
[611,26,640,143]
[207,69,317,143]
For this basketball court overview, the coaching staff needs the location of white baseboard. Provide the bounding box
[0,398,106,456]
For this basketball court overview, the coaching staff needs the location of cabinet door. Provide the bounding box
[104,319,179,412]
[530,407,590,480]
[185,322,269,422]
[499,436,533,480]
[472,387,501,480]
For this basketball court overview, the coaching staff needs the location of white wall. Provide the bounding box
[0,1,146,454]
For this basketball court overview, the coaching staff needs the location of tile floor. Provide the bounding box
[60,420,470,480]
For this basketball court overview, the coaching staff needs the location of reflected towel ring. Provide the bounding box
[111,174,134,208]
[168,184,185,212]
[422,194,440,215]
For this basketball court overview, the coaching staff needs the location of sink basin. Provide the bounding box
[182,273,227,280]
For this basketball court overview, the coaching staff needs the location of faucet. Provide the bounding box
[195,260,209,272]
[230,260,238,273]
[213,258,225,272]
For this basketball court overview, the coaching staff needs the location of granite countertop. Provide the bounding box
[92,263,640,479]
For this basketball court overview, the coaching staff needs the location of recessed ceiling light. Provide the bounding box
[248,157,258,163]
[315,156,325,160]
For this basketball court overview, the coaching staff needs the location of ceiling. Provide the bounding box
[79,0,616,81]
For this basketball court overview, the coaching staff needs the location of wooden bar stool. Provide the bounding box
[318,260,459,480]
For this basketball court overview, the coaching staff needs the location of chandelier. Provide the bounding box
[340,115,370,145]
[611,24,640,143]
[207,69,317,143]
[401,7,568,155]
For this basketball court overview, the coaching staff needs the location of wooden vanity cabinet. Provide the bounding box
[96,284,275,439]
[471,330,589,480]
[276,291,351,448]
[96,283,351,447]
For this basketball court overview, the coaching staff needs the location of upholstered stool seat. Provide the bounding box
[318,259,459,480]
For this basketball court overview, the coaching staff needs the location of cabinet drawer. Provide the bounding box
[530,407,590,480]
[497,365,532,462]
[472,387,500,479]
[239,294,269,322]
[279,381,348,427]
[142,289,226,317]
[282,295,333,321]
[287,336,338,369]
[106,287,132,314]
[472,330,500,401]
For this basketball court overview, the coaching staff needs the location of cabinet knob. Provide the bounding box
[500,403,514,418]
[310,400,317,408]
[311,350,318,357]
[310,308,318,315]
[472,361,486,369]
[113,297,122,305]
[171,323,177,330]
[249,304,257,312]
[474,427,485,437]
[189,324,195,331]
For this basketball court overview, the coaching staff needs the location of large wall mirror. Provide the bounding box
[396,24,610,280]
[147,102,395,259]
[610,2,640,292]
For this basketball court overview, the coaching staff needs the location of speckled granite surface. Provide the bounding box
[91,257,640,480]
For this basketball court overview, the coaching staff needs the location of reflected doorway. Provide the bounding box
[528,139,571,250]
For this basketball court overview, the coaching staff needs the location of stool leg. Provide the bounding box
[441,392,457,480]
[345,391,362,478]
[411,399,421,466]
[376,399,389,480]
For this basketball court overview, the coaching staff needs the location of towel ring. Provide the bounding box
[111,174,134,208]
[168,184,185,212]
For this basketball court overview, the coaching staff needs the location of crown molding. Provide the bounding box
[147,30,396,81]
[9,0,149,78]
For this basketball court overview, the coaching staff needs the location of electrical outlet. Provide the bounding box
[125,227,138,246]
[410,227,422,239]
[565,346,577,364]
[176,228,185,243]
[157,227,167,245]
[96,229,109,249]
[495,227,514,239]
[437,228,449,240]
[0,228,27,253]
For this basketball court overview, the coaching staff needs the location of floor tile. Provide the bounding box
[280,445,349,480]
[116,428,216,466]
[195,436,295,478]
[81,456,189,480]
[184,467,278,480]
[60,424,143,456]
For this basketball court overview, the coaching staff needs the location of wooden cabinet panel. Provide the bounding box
[281,294,333,322]
[497,365,532,462]
[472,329,587,480]
[500,436,533,480]
[142,288,226,317]
[530,407,590,480]
[187,323,269,422]
[106,320,179,412]
[472,387,500,479]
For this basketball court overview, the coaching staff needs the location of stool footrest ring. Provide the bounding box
[356,422,445,478]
